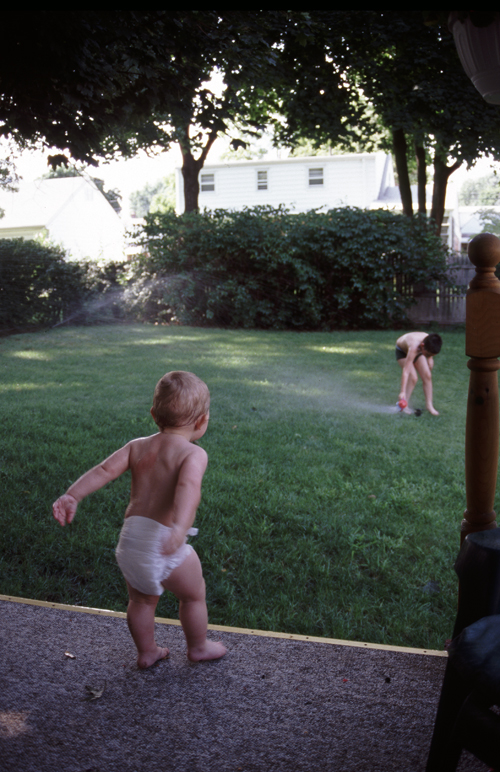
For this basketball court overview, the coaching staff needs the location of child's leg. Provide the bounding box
[125,581,169,669]
[162,550,226,662]
[415,357,439,415]
[398,359,418,413]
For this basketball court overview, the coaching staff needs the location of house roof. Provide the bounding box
[197,151,388,171]
[0,176,99,229]
[0,175,125,262]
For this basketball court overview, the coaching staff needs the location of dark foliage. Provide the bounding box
[0,240,85,329]
[134,207,450,329]
[1,209,451,331]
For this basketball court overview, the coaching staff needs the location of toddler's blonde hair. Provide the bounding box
[152,371,210,430]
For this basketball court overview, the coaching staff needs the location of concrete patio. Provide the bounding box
[0,595,485,772]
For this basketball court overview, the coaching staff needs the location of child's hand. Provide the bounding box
[52,494,78,526]
[161,525,185,555]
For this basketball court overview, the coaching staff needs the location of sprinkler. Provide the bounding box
[397,399,407,411]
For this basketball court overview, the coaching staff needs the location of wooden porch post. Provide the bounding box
[462,233,500,540]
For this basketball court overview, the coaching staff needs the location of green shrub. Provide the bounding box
[0,241,137,330]
[0,209,451,333]
[137,206,450,329]
[75,260,130,324]
[0,239,85,329]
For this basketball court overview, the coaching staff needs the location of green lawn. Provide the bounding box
[0,324,474,649]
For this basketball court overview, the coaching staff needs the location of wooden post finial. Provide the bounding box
[467,232,500,293]
[462,233,500,539]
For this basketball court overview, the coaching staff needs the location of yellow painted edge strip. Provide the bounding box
[0,594,447,658]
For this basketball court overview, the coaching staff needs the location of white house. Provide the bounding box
[374,181,463,252]
[176,152,394,214]
[0,176,125,262]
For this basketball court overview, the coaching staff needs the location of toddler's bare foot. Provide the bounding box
[403,407,413,415]
[187,640,227,662]
[137,646,169,669]
[428,407,439,416]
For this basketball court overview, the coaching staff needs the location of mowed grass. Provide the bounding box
[0,324,474,649]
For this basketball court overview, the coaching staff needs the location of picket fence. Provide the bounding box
[404,252,474,326]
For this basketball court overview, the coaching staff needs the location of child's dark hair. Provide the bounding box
[423,333,442,355]
[152,371,210,430]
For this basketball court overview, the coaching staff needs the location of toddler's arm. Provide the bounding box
[162,446,208,554]
[53,443,131,526]
[53,493,79,526]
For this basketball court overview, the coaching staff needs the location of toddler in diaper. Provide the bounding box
[115,516,198,596]
[53,371,226,669]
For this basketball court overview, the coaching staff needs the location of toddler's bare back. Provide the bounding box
[124,432,207,528]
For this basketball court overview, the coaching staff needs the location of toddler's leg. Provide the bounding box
[125,581,170,669]
[163,550,226,662]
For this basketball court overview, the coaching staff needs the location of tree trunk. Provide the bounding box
[415,142,427,216]
[392,127,413,217]
[181,154,203,213]
[178,124,219,214]
[431,155,462,234]
[431,157,448,234]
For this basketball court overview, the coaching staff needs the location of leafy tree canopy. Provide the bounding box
[130,176,176,218]
[0,12,182,164]
[219,126,270,161]
[4,11,497,221]
[150,175,176,214]
[263,11,500,230]
[479,209,500,237]
[0,11,309,212]
[459,175,500,206]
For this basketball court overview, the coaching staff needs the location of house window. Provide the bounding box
[200,173,215,192]
[309,168,324,186]
[257,170,268,190]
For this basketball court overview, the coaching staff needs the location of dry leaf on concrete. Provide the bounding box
[85,683,106,701]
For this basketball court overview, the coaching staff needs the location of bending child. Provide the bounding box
[395,332,442,416]
[53,371,227,669]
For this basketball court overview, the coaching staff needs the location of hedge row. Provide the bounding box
[0,240,130,330]
[136,206,451,329]
[0,240,85,328]
[1,207,451,331]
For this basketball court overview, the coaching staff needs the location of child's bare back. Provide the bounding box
[52,371,226,668]
[124,432,208,552]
